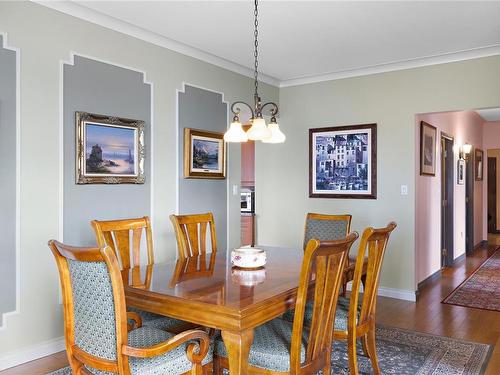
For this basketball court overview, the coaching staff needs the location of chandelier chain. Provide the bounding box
[254,0,259,97]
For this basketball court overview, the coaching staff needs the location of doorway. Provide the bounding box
[441,133,454,267]
[241,127,255,246]
[465,151,474,253]
[488,156,497,233]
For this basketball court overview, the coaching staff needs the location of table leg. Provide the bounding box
[221,328,254,375]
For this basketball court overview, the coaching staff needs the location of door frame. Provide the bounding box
[465,149,474,253]
[488,156,497,233]
[441,132,454,267]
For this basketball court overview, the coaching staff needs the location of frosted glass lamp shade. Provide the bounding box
[224,121,248,143]
[247,118,271,140]
[462,144,472,155]
[262,122,286,143]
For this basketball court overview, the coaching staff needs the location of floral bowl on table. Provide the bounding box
[231,247,267,269]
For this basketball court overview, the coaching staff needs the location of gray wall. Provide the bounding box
[0,36,17,326]
[178,85,228,250]
[64,56,151,246]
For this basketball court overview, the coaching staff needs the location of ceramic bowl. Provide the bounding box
[231,267,266,286]
[231,247,267,269]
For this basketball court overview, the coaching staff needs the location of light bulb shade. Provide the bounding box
[462,144,472,155]
[247,118,271,141]
[224,121,248,143]
[262,122,286,143]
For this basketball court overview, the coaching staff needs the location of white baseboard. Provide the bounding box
[346,283,416,302]
[0,336,65,371]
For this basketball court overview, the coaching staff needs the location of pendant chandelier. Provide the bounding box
[224,0,285,144]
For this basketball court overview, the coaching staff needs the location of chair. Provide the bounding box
[170,213,217,260]
[303,212,366,295]
[48,240,211,375]
[91,217,192,333]
[213,233,359,374]
[333,222,397,375]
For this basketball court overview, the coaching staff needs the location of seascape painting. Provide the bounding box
[309,124,377,199]
[76,112,145,184]
[184,128,225,179]
[85,123,136,175]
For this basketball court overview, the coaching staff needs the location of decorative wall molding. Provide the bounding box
[0,31,21,331]
[279,44,500,88]
[0,336,65,371]
[175,83,231,248]
[59,51,154,241]
[35,0,279,87]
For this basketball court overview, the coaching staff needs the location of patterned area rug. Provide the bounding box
[443,249,500,312]
[46,325,491,375]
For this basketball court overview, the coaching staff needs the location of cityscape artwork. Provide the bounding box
[309,124,377,199]
[76,112,145,184]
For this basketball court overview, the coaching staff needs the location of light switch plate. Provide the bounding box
[401,185,408,195]
[233,185,239,195]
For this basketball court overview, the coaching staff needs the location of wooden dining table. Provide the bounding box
[121,246,304,375]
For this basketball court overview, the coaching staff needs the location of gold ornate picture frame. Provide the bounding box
[76,111,145,184]
[184,128,226,179]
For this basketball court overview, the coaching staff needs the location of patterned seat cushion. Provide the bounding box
[303,218,348,249]
[87,326,213,375]
[282,297,360,331]
[128,307,188,332]
[215,318,307,372]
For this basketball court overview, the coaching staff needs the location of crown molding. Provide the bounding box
[280,44,500,88]
[33,1,280,87]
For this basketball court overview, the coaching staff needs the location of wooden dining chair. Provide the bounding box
[169,213,217,260]
[48,240,211,375]
[91,217,193,333]
[333,222,397,375]
[213,233,359,375]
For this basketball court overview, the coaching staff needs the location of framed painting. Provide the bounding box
[475,148,484,181]
[76,112,145,184]
[309,123,377,199]
[457,159,465,185]
[420,121,437,176]
[184,128,226,179]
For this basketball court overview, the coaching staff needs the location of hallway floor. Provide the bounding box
[1,244,499,374]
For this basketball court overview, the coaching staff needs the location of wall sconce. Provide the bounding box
[460,144,472,160]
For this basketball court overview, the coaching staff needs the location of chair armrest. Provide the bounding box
[127,311,143,330]
[122,329,210,364]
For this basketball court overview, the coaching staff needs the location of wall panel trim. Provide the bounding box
[0,31,21,331]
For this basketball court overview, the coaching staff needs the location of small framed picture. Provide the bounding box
[420,121,437,176]
[309,123,377,199]
[457,159,465,185]
[76,112,145,184]
[184,128,226,179]
[475,148,483,181]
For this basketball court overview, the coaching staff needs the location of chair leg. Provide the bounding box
[323,347,332,374]
[213,356,222,375]
[190,363,203,375]
[347,333,359,375]
[361,334,370,357]
[366,328,381,375]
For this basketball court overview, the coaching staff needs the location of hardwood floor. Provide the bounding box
[2,244,499,374]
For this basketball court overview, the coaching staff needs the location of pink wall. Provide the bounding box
[482,121,500,237]
[415,111,484,285]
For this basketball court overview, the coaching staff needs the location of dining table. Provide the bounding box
[121,246,304,375]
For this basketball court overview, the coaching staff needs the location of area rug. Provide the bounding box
[443,248,500,312]
[47,325,492,375]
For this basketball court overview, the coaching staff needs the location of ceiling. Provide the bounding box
[477,108,500,122]
[42,1,500,86]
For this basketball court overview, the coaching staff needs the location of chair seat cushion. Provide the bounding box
[215,318,307,372]
[128,307,188,332]
[282,297,360,332]
[88,326,212,375]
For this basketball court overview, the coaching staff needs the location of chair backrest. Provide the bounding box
[170,212,217,260]
[48,240,129,374]
[303,213,352,250]
[91,216,154,269]
[290,233,358,373]
[350,222,397,328]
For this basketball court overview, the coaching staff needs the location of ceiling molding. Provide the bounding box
[279,44,500,88]
[34,0,280,87]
